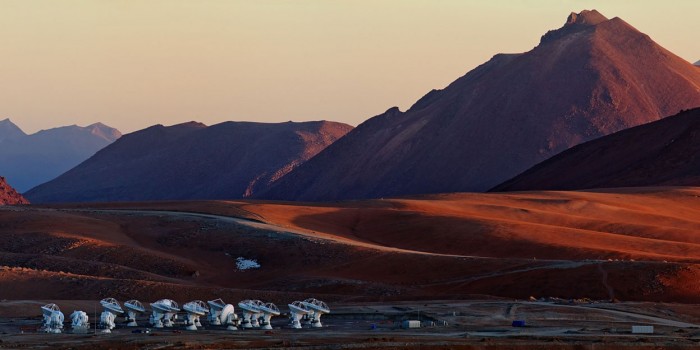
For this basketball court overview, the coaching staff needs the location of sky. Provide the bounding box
[0,0,698,134]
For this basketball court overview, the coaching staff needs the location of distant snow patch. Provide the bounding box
[236,257,260,270]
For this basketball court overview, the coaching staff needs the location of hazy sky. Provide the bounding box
[1,0,698,134]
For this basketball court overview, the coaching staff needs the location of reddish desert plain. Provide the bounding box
[3,187,700,348]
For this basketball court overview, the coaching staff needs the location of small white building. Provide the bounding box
[402,320,421,329]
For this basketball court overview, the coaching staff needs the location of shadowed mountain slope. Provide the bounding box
[259,10,700,201]
[492,108,700,191]
[26,121,352,203]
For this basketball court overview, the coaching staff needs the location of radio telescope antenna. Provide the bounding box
[99,298,124,333]
[41,304,65,333]
[238,300,264,328]
[207,298,226,326]
[70,310,89,333]
[258,302,280,330]
[124,300,146,327]
[183,300,209,331]
[287,301,311,329]
[220,304,239,330]
[207,299,239,330]
[302,298,330,328]
[150,299,179,328]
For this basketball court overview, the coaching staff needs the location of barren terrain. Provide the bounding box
[3,187,700,348]
[1,186,697,304]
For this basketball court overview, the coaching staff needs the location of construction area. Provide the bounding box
[2,299,700,349]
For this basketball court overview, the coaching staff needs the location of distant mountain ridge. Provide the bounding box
[0,176,28,205]
[257,10,700,201]
[25,120,353,203]
[492,107,700,191]
[0,120,121,192]
[0,119,26,142]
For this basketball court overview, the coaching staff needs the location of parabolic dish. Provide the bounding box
[303,298,330,313]
[100,298,124,314]
[238,300,263,313]
[124,300,146,313]
[220,304,235,321]
[288,301,311,314]
[258,302,280,316]
[207,298,226,311]
[41,303,61,317]
[151,299,180,312]
[183,300,209,316]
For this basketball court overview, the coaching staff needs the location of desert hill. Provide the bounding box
[7,187,700,303]
[492,108,700,192]
[0,177,28,205]
[259,10,700,201]
[25,121,352,203]
[0,119,121,192]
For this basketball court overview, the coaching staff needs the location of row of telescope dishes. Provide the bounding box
[40,298,137,334]
[40,297,330,333]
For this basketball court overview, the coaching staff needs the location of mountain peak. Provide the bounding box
[565,10,608,26]
[258,10,700,201]
[0,118,17,127]
[86,122,122,142]
[0,118,26,142]
[540,9,611,44]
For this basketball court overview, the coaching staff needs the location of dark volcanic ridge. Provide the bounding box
[26,120,353,203]
[492,107,700,192]
[257,9,700,202]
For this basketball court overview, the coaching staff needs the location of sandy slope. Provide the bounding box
[5,186,697,303]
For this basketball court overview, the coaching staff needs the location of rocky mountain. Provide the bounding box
[0,177,28,205]
[25,121,353,203]
[0,120,121,192]
[492,108,700,191]
[258,10,700,201]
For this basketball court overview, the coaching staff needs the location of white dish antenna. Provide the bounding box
[124,300,146,327]
[69,311,89,333]
[220,304,239,330]
[207,298,226,326]
[287,301,311,329]
[258,302,280,330]
[100,298,124,314]
[41,303,61,317]
[149,299,179,328]
[238,299,264,328]
[99,298,124,333]
[183,300,209,331]
[40,304,64,334]
[302,298,330,328]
